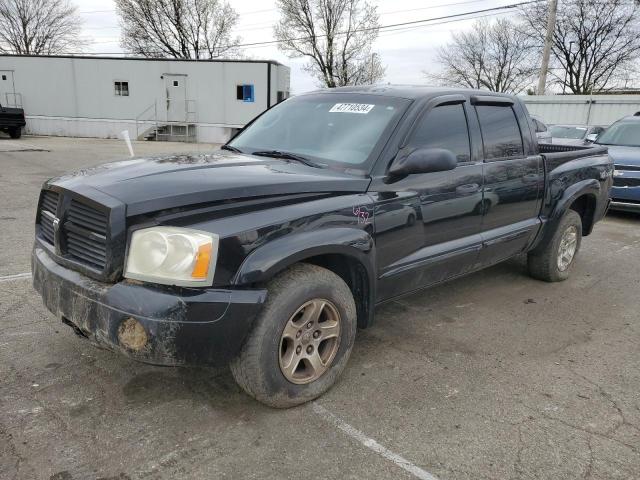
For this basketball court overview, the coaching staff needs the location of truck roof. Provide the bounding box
[305,84,516,101]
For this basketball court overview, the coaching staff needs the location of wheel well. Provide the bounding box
[303,254,371,329]
[569,194,597,236]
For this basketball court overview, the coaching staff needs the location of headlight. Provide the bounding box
[124,227,219,286]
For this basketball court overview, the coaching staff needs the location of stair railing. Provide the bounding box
[135,101,158,140]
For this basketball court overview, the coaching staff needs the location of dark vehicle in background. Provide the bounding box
[596,113,640,212]
[0,103,25,138]
[32,86,613,408]
[531,115,552,143]
[550,124,606,146]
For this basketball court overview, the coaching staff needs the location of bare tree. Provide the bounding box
[115,0,241,59]
[274,0,385,88]
[0,0,83,55]
[521,0,640,93]
[426,18,538,94]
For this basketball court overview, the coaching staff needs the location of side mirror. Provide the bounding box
[585,133,598,144]
[389,148,457,177]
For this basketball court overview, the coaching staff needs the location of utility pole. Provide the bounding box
[537,0,558,95]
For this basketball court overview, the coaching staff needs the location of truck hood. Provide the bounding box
[605,145,640,167]
[47,151,371,216]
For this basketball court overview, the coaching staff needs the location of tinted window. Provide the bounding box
[476,105,524,160]
[410,104,471,162]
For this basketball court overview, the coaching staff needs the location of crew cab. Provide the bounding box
[32,86,613,407]
[0,103,25,138]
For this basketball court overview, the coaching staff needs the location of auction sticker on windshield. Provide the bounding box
[329,103,375,114]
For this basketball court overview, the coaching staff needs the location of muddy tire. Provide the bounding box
[8,127,21,139]
[230,263,357,408]
[527,210,582,282]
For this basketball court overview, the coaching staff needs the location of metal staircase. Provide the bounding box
[135,100,197,143]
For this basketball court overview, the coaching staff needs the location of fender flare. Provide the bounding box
[232,227,376,327]
[550,178,600,221]
[533,178,600,251]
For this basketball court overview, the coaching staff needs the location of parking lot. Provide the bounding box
[1,135,639,480]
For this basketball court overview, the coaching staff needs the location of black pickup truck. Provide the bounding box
[0,103,25,138]
[32,86,612,407]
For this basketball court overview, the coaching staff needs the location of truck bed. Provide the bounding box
[539,142,609,171]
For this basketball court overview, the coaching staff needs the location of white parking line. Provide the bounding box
[0,272,32,283]
[312,403,439,480]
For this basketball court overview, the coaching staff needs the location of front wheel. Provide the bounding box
[527,210,582,282]
[230,263,357,408]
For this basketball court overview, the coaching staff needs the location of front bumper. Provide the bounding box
[32,246,267,366]
[610,186,640,212]
[609,199,640,212]
[610,170,640,212]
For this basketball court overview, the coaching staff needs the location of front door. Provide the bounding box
[373,96,485,301]
[164,74,187,122]
[473,99,543,265]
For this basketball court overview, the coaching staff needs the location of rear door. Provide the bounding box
[373,95,485,301]
[473,96,543,266]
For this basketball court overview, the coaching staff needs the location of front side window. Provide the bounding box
[115,81,129,96]
[409,103,471,163]
[476,105,524,160]
[229,93,411,169]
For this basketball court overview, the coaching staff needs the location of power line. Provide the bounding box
[78,0,502,32]
[65,0,544,56]
[220,0,545,49]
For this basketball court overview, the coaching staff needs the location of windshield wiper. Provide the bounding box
[251,150,321,168]
[221,144,243,153]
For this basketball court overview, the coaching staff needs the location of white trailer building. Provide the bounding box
[0,55,290,143]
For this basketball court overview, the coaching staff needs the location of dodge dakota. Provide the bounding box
[32,86,613,407]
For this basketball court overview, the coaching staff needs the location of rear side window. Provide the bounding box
[410,103,471,163]
[476,105,524,160]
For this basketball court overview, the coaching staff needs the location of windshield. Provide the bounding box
[596,122,640,147]
[549,126,588,139]
[228,93,411,169]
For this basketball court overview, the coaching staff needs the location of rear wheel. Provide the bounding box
[230,263,357,408]
[8,127,21,139]
[527,210,582,282]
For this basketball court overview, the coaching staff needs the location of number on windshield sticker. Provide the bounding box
[329,103,375,114]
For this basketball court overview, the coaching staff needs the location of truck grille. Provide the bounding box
[64,200,108,269]
[36,189,118,277]
[39,190,59,245]
[614,164,640,172]
[613,177,640,188]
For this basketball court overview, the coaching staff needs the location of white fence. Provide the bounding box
[523,95,640,126]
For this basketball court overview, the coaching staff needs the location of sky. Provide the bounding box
[78,0,525,94]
